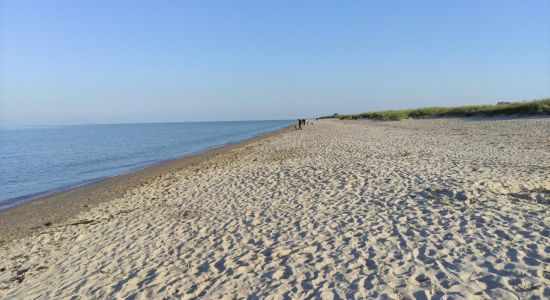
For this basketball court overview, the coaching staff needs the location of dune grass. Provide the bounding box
[328,98,550,121]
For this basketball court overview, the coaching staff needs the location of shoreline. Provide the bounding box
[0,125,293,242]
[0,118,548,298]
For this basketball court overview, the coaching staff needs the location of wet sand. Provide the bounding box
[0,118,548,298]
[0,126,292,242]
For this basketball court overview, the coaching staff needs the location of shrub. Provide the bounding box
[334,98,549,121]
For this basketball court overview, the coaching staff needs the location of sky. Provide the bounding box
[1,0,549,125]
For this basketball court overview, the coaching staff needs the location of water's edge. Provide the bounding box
[0,124,293,213]
[0,125,293,242]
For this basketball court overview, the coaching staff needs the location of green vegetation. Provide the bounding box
[318,113,340,119]
[329,98,550,121]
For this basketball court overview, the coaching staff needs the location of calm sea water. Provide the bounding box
[0,120,292,209]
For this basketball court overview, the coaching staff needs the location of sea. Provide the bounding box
[0,120,292,209]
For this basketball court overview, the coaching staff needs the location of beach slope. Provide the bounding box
[0,118,549,298]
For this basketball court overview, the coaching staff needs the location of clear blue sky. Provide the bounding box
[1,0,549,125]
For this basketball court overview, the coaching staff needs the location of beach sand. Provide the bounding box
[0,118,548,298]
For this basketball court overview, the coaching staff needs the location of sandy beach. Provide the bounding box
[0,117,549,298]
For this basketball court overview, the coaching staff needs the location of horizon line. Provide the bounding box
[0,118,299,129]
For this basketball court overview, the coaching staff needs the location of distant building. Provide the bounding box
[497,101,512,105]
